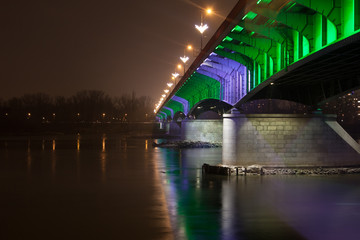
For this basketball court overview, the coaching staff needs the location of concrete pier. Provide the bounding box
[222,111,360,167]
[181,119,223,143]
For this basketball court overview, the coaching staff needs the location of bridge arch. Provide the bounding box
[173,111,186,122]
[188,99,233,119]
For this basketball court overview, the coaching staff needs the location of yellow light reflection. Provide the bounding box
[145,139,148,150]
[100,152,106,183]
[52,139,56,151]
[102,134,106,152]
[77,134,81,151]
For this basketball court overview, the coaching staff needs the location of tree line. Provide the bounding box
[0,90,154,123]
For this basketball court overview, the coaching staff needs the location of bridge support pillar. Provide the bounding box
[223,112,360,167]
[165,121,182,137]
[181,119,223,143]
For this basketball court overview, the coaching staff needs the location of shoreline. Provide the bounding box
[202,164,360,176]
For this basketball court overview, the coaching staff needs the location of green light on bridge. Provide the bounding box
[242,11,257,21]
[231,25,243,33]
[257,0,272,4]
[222,36,233,42]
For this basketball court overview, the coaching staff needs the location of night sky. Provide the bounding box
[1,0,238,100]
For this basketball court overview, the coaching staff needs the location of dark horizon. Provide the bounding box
[1,0,238,100]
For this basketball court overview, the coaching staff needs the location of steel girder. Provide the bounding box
[171,95,189,115]
[164,100,184,116]
[175,72,220,110]
[163,106,174,119]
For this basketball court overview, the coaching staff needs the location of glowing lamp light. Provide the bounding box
[164,89,169,93]
[177,64,182,69]
[162,94,166,97]
[195,23,208,34]
[206,8,212,14]
[167,83,173,87]
[187,45,192,50]
[172,72,179,78]
[180,56,189,63]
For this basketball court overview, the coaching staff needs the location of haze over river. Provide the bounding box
[1,134,360,239]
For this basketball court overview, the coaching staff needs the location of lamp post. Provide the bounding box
[195,8,212,50]
[180,55,189,75]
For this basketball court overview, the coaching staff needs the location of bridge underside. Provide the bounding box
[156,0,360,120]
[239,33,360,107]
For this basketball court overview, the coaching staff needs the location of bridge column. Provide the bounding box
[222,113,360,167]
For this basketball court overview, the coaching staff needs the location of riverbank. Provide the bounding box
[202,164,360,176]
[153,140,221,149]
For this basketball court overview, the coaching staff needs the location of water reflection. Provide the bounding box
[157,147,360,240]
[52,139,56,151]
[102,134,106,152]
[77,134,80,151]
[2,135,360,239]
[51,148,57,177]
[100,134,107,182]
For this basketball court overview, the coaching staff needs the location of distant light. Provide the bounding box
[206,8,212,14]
[187,45,192,50]
[180,56,189,63]
[177,64,182,69]
[162,94,166,97]
[270,82,274,85]
[195,23,209,34]
[167,83,173,87]
[164,89,169,93]
[172,72,179,78]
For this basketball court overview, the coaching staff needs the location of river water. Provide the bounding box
[1,134,360,240]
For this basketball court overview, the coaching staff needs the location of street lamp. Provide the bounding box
[172,72,180,85]
[180,56,189,75]
[195,8,212,50]
[172,72,179,79]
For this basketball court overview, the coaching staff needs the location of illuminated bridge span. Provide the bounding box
[156,0,360,120]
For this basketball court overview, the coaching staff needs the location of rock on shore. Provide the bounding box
[152,141,221,149]
[202,164,360,176]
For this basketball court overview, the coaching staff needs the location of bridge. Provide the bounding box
[156,0,360,120]
[154,0,360,167]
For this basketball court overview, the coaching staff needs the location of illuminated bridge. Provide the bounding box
[156,0,360,120]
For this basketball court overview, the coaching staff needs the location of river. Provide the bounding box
[0,134,360,239]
